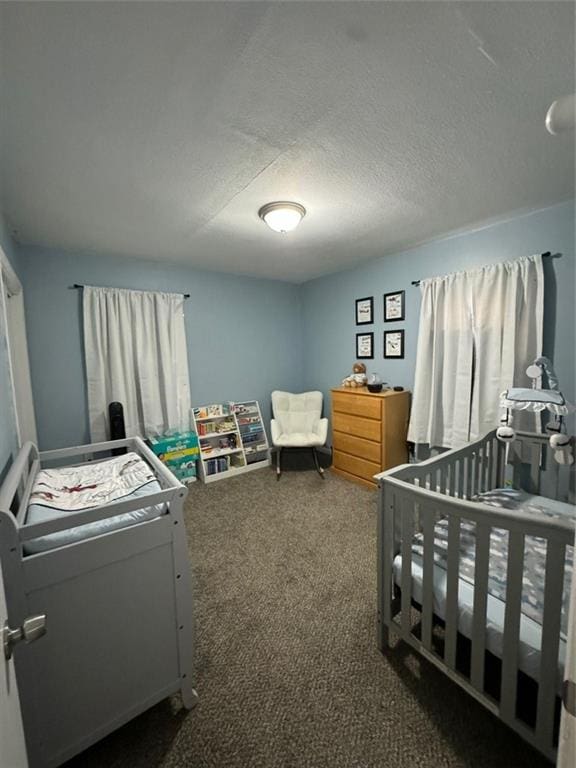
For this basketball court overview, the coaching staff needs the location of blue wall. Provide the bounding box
[301,201,575,436]
[15,200,576,451]
[19,247,303,449]
[0,212,20,481]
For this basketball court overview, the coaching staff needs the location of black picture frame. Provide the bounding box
[383,290,405,322]
[355,296,374,325]
[384,329,405,359]
[356,332,374,359]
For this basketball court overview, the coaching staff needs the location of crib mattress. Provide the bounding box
[24,452,166,555]
[393,491,574,684]
[393,554,567,684]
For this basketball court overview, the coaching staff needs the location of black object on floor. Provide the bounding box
[109,401,127,455]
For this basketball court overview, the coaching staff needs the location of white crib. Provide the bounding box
[377,430,574,762]
[0,437,197,768]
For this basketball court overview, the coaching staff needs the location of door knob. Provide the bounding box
[3,614,47,660]
[563,679,576,717]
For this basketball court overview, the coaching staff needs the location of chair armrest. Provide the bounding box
[316,418,329,445]
[270,419,282,446]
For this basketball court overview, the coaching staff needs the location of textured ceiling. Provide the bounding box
[0,1,574,282]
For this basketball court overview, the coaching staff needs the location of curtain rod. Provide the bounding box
[70,283,190,299]
[410,251,552,287]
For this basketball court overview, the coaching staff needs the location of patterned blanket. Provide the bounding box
[411,490,574,638]
[30,453,157,512]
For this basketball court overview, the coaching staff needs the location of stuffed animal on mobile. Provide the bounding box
[548,430,574,465]
[496,415,516,444]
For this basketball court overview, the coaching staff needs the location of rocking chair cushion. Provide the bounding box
[270,391,328,449]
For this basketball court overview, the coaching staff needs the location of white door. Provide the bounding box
[558,536,576,767]
[0,563,29,768]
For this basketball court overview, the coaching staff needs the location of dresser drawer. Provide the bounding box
[332,391,382,420]
[332,431,381,464]
[332,412,381,442]
[333,450,380,483]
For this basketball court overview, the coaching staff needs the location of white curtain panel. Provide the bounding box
[83,286,191,442]
[408,254,544,449]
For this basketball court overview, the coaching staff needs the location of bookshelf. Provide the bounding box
[191,400,270,483]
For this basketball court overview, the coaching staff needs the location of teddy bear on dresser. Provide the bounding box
[341,362,367,388]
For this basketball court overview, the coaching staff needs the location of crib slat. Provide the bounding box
[438,465,446,495]
[511,442,522,491]
[444,515,461,670]
[487,441,495,489]
[473,450,480,497]
[551,458,560,506]
[465,455,472,499]
[529,443,541,494]
[421,510,435,651]
[383,493,396,628]
[495,438,503,487]
[401,497,414,636]
[495,439,505,488]
[449,461,455,497]
[458,459,465,499]
[474,446,479,493]
[481,444,489,492]
[535,539,566,748]
[500,531,525,722]
[470,523,491,691]
[450,463,457,497]
[380,490,393,631]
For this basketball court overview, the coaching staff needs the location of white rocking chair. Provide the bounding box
[270,391,329,480]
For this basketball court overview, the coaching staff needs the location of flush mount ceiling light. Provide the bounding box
[258,201,306,233]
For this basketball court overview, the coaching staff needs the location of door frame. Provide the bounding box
[0,246,37,447]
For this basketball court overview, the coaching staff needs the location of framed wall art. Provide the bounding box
[356,332,374,359]
[383,290,405,322]
[355,296,374,325]
[384,329,404,359]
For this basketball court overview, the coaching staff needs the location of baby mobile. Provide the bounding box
[496,356,574,464]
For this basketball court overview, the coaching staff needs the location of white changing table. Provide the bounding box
[0,437,197,768]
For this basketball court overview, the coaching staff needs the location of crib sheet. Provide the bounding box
[392,492,574,683]
[392,554,566,684]
[24,452,166,554]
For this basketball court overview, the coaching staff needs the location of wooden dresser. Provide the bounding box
[331,387,410,488]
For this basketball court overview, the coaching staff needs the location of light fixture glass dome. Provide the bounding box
[258,202,306,233]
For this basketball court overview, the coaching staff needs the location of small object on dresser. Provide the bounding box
[367,373,383,393]
[393,386,404,391]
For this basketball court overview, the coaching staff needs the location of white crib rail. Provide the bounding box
[377,430,575,762]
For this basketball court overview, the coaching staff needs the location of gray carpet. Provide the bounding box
[67,468,548,768]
